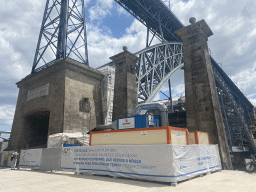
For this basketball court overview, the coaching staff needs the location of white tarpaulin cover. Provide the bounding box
[19,148,62,171]
[47,132,90,148]
[19,149,42,168]
[39,148,62,171]
[61,144,221,183]
[0,142,8,152]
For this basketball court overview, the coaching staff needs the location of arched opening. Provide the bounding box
[24,110,50,148]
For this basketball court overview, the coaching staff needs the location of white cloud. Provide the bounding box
[231,66,256,99]
[116,4,130,17]
[87,19,148,67]
[0,1,45,78]
[0,105,15,126]
[153,92,161,101]
[125,19,146,34]
[89,0,114,21]
[0,0,45,126]
[172,84,185,101]
[249,99,256,108]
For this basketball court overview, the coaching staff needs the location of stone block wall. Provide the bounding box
[110,51,139,121]
[8,58,104,150]
[175,19,233,170]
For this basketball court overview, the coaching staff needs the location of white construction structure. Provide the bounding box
[98,64,115,124]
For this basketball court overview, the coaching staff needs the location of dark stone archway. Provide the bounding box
[24,110,50,148]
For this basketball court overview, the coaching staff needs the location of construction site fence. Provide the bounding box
[0,144,221,183]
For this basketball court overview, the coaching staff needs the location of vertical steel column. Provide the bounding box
[56,0,69,60]
[168,79,173,113]
[146,28,149,47]
[82,0,89,66]
[31,0,50,73]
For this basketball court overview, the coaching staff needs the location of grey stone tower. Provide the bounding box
[8,58,104,150]
[110,47,140,121]
[175,18,233,170]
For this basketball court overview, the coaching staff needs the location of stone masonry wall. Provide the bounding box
[63,59,104,133]
[111,51,139,121]
[10,60,66,150]
[9,58,104,150]
[175,19,233,170]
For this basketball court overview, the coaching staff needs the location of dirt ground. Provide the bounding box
[0,167,256,192]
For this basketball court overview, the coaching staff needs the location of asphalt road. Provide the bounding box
[0,168,256,192]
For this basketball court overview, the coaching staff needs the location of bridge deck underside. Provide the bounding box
[114,0,183,42]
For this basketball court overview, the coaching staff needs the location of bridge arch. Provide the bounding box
[134,41,255,152]
[134,42,184,103]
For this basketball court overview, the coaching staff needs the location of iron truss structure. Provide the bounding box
[134,42,255,153]
[32,0,89,74]
[113,0,256,152]
[134,42,183,102]
[213,60,256,153]
[114,0,184,43]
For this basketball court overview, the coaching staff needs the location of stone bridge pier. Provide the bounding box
[175,18,233,170]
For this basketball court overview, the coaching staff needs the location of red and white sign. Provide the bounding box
[148,115,154,126]
[119,117,135,129]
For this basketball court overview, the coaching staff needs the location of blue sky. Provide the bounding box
[86,1,134,39]
[1,0,256,141]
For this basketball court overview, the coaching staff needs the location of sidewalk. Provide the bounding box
[0,168,256,192]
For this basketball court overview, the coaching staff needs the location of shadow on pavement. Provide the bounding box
[16,168,173,188]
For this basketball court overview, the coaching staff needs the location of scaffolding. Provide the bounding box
[98,65,115,125]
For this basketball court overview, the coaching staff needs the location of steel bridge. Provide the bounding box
[31,0,89,74]
[31,0,256,154]
[113,0,256,153]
